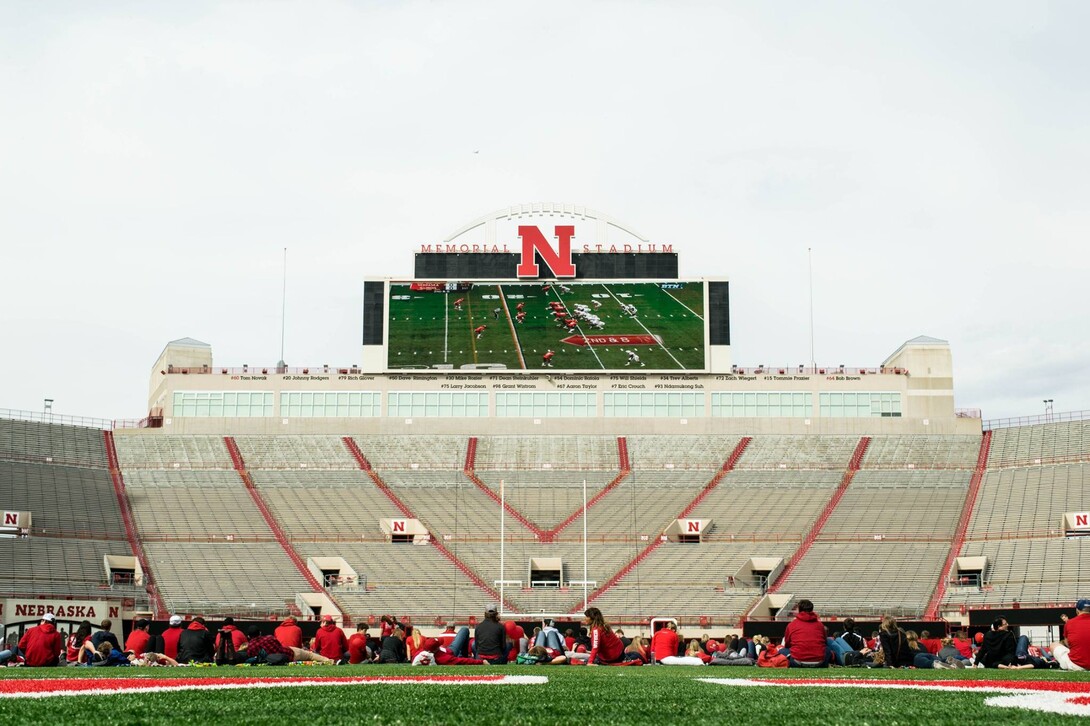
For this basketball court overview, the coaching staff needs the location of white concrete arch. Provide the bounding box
[443,203,649,248]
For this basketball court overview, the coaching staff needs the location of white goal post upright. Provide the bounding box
[583,477,588,612]
[497,479,591,619]
[500,478,505,614]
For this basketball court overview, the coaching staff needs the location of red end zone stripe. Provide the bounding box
[0,675,544,699]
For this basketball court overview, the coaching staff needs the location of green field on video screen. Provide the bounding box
[386,281,706,371]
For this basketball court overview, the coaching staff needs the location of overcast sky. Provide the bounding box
[1,1,1086,423]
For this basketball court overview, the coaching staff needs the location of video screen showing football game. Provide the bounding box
[386,280,706,371]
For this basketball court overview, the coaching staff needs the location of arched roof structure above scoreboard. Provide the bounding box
[415,203,676,279]
[443,202,650,248]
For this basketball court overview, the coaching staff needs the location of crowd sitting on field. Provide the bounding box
[3,599,1090,671]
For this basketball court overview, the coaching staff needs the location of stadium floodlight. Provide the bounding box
[43,398,53,414]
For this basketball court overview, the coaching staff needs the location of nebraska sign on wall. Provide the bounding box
[1,598,117,624]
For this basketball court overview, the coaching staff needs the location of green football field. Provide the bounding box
[386,281,706,371]
[3,664,1090,724]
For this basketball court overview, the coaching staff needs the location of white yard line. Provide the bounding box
[444,291,450,363]
[549,286,605,369]
[661,287,703,320]
[601,284,687,369]
[497,284,526,369]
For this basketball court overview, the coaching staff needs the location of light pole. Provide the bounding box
[1043,399,1054,422]
[43,398,53,421]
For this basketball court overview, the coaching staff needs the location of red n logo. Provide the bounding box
[516,225,577,278]
[686,521,700,533]
[392,520,405,532]
[1077,514,1088,527]
[3,512,16,525]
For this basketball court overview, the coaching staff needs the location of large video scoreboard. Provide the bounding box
[384,279,709,372]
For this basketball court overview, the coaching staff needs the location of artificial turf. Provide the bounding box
[386,281,706,371]
[4,665,1090,725]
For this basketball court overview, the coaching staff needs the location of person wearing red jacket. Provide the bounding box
[124,619,153,657]
[1055,599,1090,670]
[758,641,789,668]
[783,599,830,667]
[919,630,943,655]
[583,607,623,665]
[214,616,248,653]
[66,621,93,664]
[421,637,487,666]
[19,613,63,667]
[274,616,303,649]
[161,615,185,660]
[347,624,371,664]
[651,623,681,663]
[313,615,348,662]
[435,623,458,649]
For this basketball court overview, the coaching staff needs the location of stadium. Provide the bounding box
[3,204,1090,722]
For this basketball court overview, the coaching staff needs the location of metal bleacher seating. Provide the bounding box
[1,537,138,599]
[592,542,798,619]
[987,421,1090,468]
[354,435,467,470]
[688,471,841,539]
[626,435,735,469]
[234,436,358,469]
[777,542,950,617]
[144,541,312,615]
[968,464,1090,537]
[0,418,107,467]
[126,486,272,540]
[253,470,403,539]
[472,470,619,529]
[297,541,466,618]
[735,436,859,470]
[947,538,1090,608]
[391,483,507,539]
[1,461,124,537]
[577,481,696,539]
[12,420,1090,622]
[933,423,1090,612]
[860,435,982,469]
[113,434,233,469]
[819,471,970,540]
[474,436,618,470]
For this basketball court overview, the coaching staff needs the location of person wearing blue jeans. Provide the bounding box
[446,627,472,658]
[1008,634,1051,669]
[786,647,832,668]
[906,631,950,669]
[535,620,564,651]
[937,637,971,666]
[913,650,946,668]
